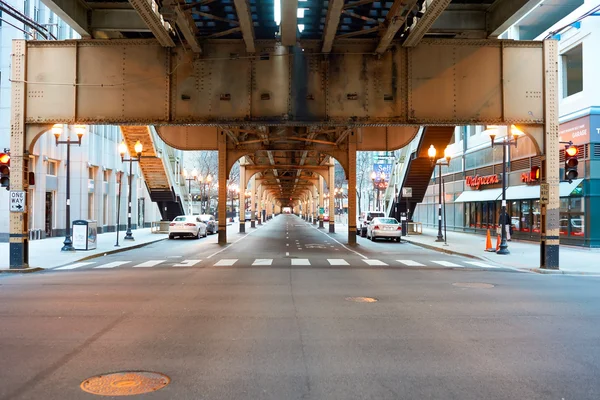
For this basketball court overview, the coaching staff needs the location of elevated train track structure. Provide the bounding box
[10,0,560,269]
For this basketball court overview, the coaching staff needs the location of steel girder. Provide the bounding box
[21,38,545,129]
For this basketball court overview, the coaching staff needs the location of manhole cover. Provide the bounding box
[453,282,495,289]
[81,371,170,396]
[345,296,378,303]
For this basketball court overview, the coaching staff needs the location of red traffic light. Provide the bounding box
[0,153,9,165]
[530,166,540,181]
[566,146,578,157]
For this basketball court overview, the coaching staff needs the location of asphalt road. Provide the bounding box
[1,214,599,399]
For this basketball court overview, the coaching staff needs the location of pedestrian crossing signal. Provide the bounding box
[564,146,578,183]
[0,152,10,189]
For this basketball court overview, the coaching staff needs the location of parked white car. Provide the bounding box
[367,217,402,242]
[168,215,207,239]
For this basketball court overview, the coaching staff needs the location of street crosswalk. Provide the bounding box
[50,258,505,271]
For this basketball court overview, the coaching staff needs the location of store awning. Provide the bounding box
[504,179,584,200]
[454,188,502,203]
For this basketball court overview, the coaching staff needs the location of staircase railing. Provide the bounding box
[148,126,189,214]
[383,127,424,217]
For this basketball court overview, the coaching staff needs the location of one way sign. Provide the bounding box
[10,190,25,212]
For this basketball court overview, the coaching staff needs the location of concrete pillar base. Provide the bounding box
[218,230,227,245]
[348,230,357,246]
[329,223,335,233]
[257,218,262,225]
[319,221,324,229]
[239,223,246,233]
[251,220,256,228]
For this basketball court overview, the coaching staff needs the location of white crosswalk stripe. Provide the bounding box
[133,260,165,268]
[173,259,202,267]
[465,261,500,269]
[396,260,425,267]
[327,259,349,266]
[214,259,237,266]
[252,259,273,266]
[291,259,310,266]
[432,261,463,267]
[363,259,388,266]
[94,261,130,269]
[54,262,95,270]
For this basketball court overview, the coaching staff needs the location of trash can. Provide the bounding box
[72,220,98,250]
[400,213,408,237]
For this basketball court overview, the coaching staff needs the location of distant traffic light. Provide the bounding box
[0,152,10,189]
[530,166,540,181]
[564,145,579,183]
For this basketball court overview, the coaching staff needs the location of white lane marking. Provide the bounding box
[94,261,130,269]
[465,261,500,269]
[214,259,237,266]
[397,260,425,267]
[206,227,260,259]
[363,259,388,266]
[173,259,202,267]
[432,261,463,267]
[298,248,303,250]
[328,259,349,266]
[54,262,95,270]
[133,260,165,268]
[286,252,290,256]
[286,244,290,247]
[310,225,368,259]
[167,256,182,258]
[252,259,273,266]
[292,259,311,265]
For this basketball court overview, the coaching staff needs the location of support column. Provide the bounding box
[329,162,335,233]
[9,40,29,269]
[313,186,318,225]
[257,184,263,225]
[318,176,324,228]
[348,130,357,245]
[250,175,256,228]
[239,165,246,233]
[217,131,228,245]
[541,40,560,269]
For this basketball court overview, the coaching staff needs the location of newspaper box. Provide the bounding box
[72,220,98,250]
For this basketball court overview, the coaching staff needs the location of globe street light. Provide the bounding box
[119,139,143,240]
[428,145,451,243]
[53,124,86,251]
[484,125,524,254]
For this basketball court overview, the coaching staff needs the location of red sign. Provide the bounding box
[466,174,499,190]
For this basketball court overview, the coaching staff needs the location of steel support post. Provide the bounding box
[541,40,560,269]
[436,164,444,242]
[250,175,256,228]
[318,176,324,228]
[329,163,335,233]
[9,40,28,269]
[217,132,227,245]
[347,131,357,245]
[313,191,318,224]
[257,184,262,225]
[497,143,509,254]
[124,160,135,240]
[239,165,246,233]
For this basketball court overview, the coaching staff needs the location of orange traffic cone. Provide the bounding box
[485,229,494,252]
[495,233,501,251]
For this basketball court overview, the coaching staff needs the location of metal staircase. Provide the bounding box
[119,126,187,221]
[384,126,455,219]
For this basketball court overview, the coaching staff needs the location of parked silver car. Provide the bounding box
[367,217,402,242]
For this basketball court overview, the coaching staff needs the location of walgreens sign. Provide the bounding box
[466,174,499,190]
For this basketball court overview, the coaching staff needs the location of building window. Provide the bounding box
[89,168,95,179]
[562,44,583,98]
[103,170,110,182]
[103,194,108,225]
[88,193,94,220]
[47,160,58,176]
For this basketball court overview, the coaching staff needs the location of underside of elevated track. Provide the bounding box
[9,0,562,269]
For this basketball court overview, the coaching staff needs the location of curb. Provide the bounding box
[527,268,600,276]
[75,237,168,262]
[0,267,45,274]
[402,238,485,261]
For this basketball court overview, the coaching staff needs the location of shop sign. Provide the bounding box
[466,174,499,190]
[559,116,590,146]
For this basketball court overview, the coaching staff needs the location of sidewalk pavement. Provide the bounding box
[403,227,600,275]
[0,228,168,271]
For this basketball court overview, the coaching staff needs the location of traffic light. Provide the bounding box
[0,152,9,190]
[530,166,540,181]
[564,145,579,183]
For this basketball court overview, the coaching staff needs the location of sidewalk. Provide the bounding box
[1,228,167,271]
[403,227,600,275]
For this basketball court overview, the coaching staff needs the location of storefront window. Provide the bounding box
[510,201,520,231]
[532,200,541,233]
[570,215,584,237]
[470,203,477,228]
[482,202,488,229]
[465,203,471,228]
[475,202,482,228]
[560,198,569,212]
[520,200,531,232]
[570,197,584,213]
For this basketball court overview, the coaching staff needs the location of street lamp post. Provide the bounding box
[370,172,386,211]
[428,145,451,243]
[183,168,198,215]
[52,124,85,251]
[118,140,143,241]
[198,174,212,213]
[485,125,523,255]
